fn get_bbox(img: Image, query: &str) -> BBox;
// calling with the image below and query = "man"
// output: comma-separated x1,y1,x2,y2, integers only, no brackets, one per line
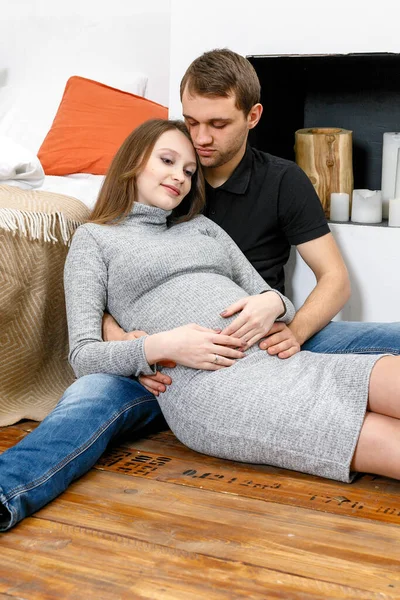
1,49,399,531
104,48,399,397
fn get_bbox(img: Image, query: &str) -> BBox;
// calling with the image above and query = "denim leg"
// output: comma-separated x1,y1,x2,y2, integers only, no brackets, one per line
302,321,400,355
0,374,164,531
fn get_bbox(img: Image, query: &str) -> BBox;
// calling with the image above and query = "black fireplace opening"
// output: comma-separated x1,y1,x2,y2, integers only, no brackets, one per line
247,53,400,191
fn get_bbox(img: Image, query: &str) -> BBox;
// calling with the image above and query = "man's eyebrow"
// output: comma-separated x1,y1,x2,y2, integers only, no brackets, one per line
183,115,232,123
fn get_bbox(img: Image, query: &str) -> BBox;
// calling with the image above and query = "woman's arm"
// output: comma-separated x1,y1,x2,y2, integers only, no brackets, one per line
65,227,244,377
64,226,157,379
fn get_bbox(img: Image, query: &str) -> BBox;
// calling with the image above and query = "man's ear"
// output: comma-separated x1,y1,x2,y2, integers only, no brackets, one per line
247,103,263,130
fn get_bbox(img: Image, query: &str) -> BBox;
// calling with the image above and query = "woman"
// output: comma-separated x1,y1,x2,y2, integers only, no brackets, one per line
1,119,399,531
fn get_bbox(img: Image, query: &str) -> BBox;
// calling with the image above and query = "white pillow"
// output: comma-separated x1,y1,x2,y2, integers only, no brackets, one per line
0,73,148,155
0,136,44,188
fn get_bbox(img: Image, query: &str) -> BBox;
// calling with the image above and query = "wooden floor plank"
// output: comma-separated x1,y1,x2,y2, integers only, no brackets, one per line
2,422,400,524
95,441,400,525
2,423,400,598
1,518,384,600
129,430,400,495
34,470,400,597
0,426,33,449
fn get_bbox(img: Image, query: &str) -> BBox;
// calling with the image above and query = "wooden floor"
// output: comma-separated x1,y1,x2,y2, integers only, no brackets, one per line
1,422,400,599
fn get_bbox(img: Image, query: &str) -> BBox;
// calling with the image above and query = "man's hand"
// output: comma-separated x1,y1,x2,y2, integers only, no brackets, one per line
259,322,301,359
139,363,175,396
102,313,154,344
102,312,133,341
102,312,177,394
220,292,285,349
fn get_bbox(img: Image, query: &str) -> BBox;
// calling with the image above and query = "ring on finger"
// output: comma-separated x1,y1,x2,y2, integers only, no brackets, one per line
213,354,220,364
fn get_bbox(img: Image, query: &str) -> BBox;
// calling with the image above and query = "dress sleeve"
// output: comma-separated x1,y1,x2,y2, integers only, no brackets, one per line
278,164,330,246
202,217,295,323
64,226,156,379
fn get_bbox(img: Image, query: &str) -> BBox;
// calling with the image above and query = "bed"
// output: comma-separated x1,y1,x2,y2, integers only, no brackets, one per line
0,72,168,426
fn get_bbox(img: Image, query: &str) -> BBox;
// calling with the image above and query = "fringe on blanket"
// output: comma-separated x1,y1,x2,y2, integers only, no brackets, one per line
0,208,82,245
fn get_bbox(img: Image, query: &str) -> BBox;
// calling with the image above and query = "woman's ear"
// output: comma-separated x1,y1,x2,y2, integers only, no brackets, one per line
247,103,263,130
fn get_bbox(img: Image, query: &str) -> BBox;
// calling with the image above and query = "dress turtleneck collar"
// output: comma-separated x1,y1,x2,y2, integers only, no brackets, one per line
126,202,172,228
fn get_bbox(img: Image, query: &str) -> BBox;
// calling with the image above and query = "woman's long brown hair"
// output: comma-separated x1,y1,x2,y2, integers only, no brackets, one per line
89,119,205,225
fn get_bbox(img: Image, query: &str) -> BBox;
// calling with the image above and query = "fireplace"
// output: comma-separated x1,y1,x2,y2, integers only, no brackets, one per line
247,52,400,192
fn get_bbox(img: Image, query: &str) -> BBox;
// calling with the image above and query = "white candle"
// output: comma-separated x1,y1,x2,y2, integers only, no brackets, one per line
395,148,400,198
351,189,382,224
388,198,400,227
381,132,400,219
330,192,349,221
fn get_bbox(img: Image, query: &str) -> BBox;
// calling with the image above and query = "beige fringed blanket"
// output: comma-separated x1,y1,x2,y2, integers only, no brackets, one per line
0,185,90,426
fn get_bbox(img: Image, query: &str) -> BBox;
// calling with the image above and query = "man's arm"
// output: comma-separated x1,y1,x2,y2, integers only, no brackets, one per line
288,232,351,345
266,163,349,349
102,312,133,341
102,312,174,395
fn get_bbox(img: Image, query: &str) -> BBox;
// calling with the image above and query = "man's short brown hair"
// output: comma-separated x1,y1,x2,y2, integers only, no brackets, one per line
180,48,261,116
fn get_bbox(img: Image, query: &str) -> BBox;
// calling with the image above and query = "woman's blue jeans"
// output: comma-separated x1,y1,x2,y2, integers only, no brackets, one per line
1,320,399,531
0,374,165,531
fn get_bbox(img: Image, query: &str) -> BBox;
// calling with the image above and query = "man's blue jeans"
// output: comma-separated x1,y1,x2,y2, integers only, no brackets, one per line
0,374,165,531
302,321,400,355
1,320,399,531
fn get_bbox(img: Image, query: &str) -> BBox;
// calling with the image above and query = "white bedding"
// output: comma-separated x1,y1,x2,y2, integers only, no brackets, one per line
38,174,105,210
0,136,45,189
0,135,104,209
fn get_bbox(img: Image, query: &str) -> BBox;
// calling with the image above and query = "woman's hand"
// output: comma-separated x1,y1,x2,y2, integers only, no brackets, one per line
144,323,245,371
259,322,301,359
220,292,285,349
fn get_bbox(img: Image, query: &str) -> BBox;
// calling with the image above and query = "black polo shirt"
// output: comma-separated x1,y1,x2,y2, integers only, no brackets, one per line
203,145,330,294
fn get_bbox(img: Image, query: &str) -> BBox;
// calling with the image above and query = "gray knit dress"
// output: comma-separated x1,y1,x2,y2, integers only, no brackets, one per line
64,202,381,483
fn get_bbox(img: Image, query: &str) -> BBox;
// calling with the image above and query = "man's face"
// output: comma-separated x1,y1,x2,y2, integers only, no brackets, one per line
182,89,251,169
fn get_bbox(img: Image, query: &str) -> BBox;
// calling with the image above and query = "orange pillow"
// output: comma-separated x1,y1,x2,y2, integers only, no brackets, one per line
37,76,168,175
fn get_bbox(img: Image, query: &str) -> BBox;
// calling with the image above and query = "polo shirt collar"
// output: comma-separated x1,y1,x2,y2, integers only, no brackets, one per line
213,144,253,195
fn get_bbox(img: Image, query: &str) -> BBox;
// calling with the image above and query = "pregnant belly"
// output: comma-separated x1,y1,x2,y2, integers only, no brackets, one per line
127,272,249,334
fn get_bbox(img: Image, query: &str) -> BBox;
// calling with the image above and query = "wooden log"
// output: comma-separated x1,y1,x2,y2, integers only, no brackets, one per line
295,128,353,218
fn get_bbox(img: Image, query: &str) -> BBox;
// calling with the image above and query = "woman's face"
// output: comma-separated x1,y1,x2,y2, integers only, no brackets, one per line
136,129,197,210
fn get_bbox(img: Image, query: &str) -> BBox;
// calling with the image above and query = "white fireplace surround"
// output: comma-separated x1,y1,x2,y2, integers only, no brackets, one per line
169,0,400,323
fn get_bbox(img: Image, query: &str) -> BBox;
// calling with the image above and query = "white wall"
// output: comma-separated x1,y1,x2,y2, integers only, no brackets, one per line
170,0,400,117
0,0,171,154
169,0,400,322
0,0,171,106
